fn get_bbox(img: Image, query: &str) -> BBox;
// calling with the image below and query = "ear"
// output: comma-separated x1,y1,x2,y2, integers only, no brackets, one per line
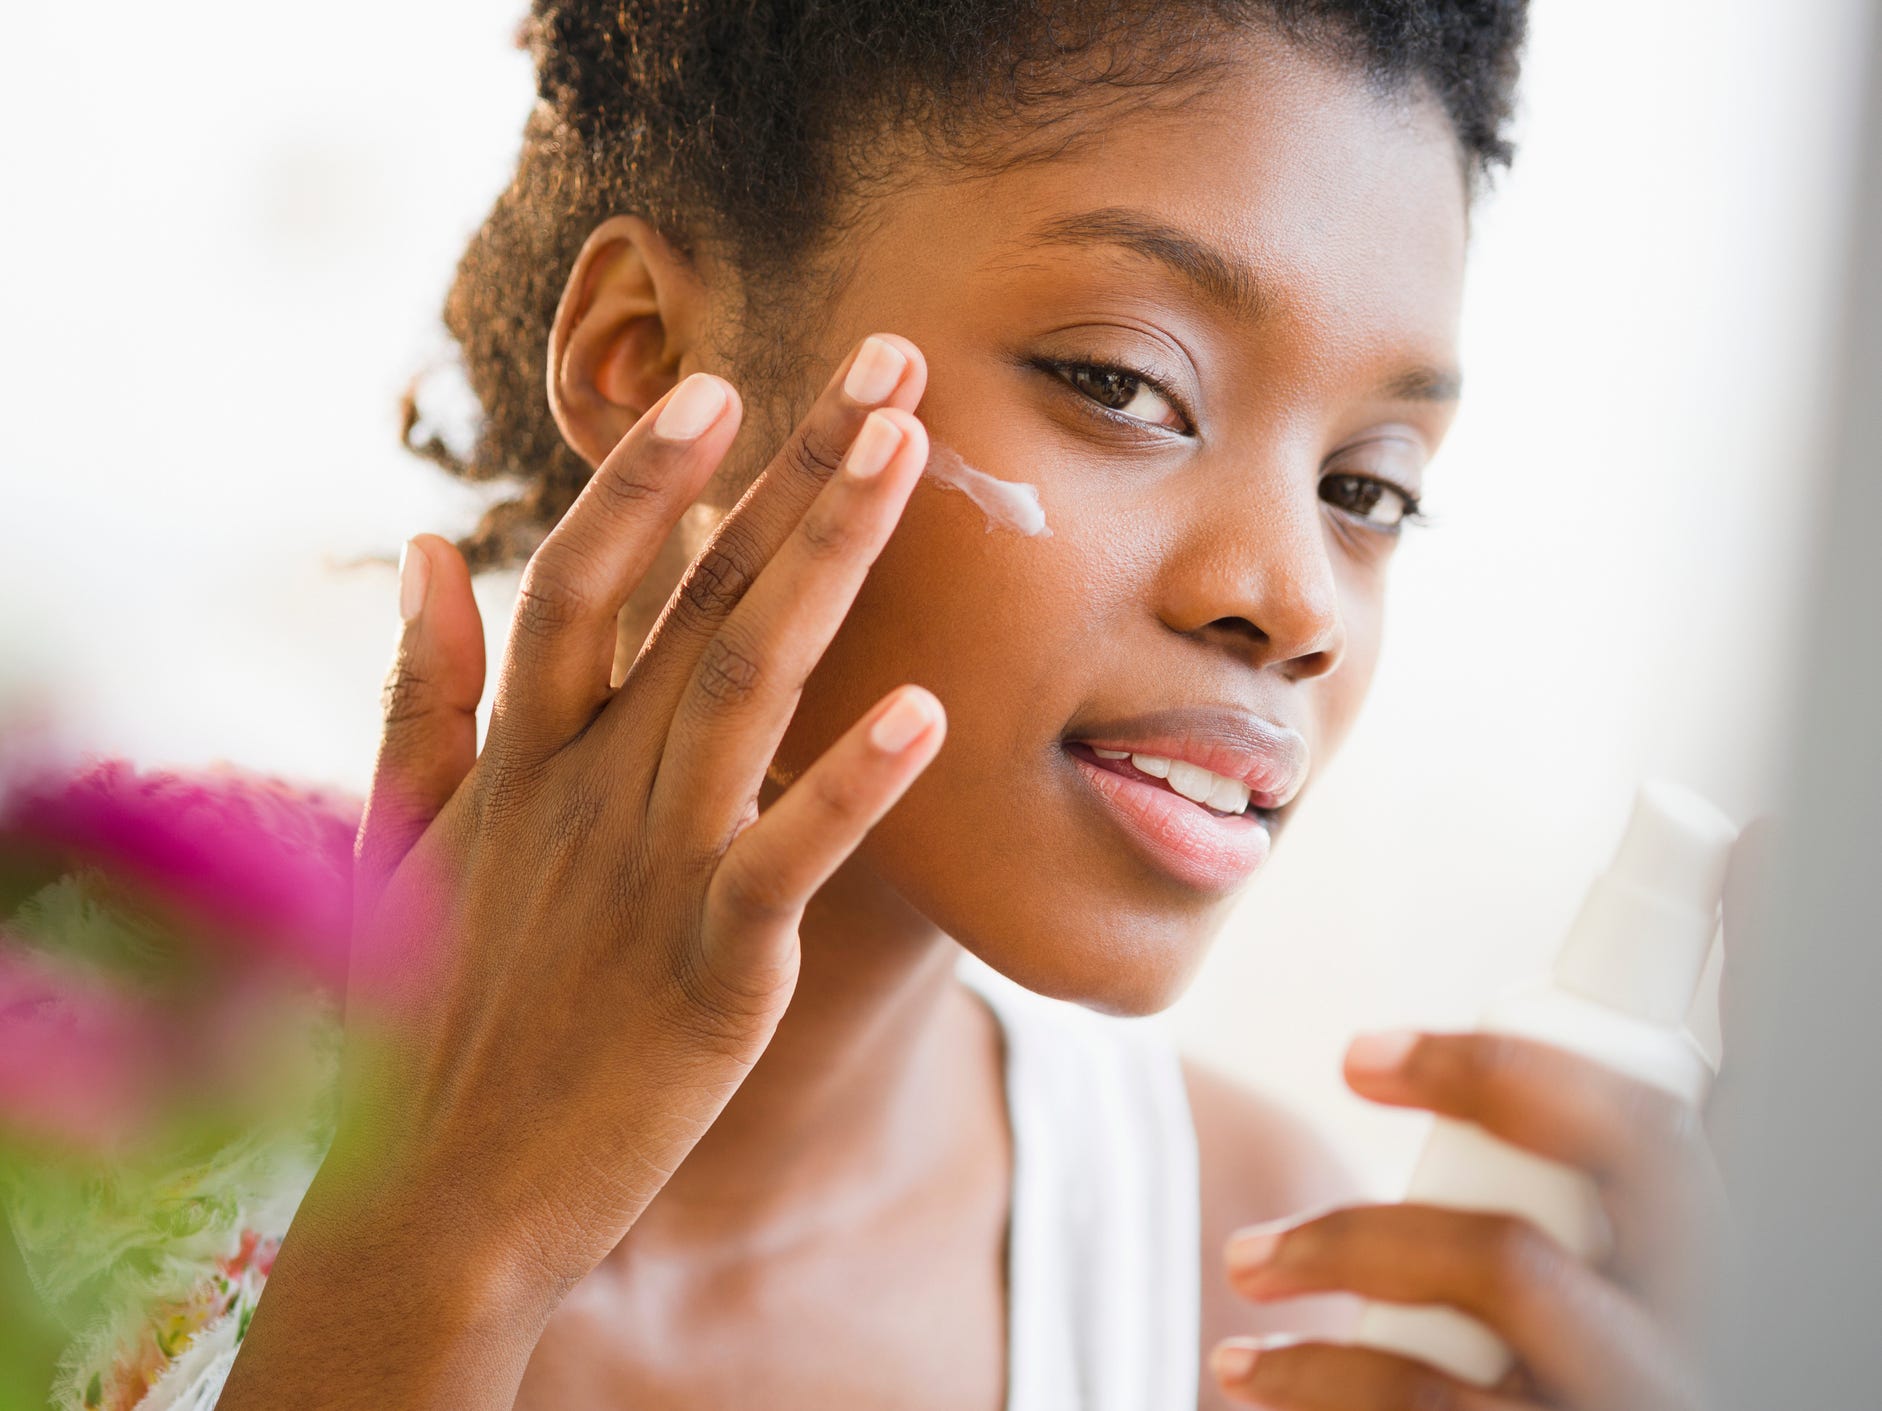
547,214,710,468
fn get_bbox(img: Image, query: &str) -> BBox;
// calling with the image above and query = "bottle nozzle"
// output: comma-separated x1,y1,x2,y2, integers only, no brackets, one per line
1553,780,1740,1023
1607,779,1738,903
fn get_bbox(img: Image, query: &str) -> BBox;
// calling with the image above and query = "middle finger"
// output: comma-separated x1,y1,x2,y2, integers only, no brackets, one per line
649,405,930,842
617,332,926,731
1227,1203,1698,1409
1344,1029,1729,1302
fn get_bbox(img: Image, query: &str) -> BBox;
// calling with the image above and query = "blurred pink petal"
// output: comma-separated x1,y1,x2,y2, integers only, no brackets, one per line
0,936,163,1149
0,756,362,989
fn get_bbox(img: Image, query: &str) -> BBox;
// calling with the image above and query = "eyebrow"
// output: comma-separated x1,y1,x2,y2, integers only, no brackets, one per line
1010,205,1463,403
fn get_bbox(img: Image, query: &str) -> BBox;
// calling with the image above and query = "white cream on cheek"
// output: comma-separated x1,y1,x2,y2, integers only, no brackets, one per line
921,442,1051,538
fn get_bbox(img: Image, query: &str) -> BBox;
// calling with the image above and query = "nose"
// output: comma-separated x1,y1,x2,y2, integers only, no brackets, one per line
1155,467,1346,681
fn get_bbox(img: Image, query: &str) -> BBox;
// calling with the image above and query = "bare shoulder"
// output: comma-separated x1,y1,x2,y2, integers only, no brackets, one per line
1183,1057,1366,1411
1184,1056,1362,1224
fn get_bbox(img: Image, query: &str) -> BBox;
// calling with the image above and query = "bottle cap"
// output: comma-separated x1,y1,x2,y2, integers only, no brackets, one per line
1553,780,1740,1023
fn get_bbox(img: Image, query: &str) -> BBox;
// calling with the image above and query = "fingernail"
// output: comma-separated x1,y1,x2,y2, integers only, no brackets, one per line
1225,1221,1287,1276
869,688,939,754
1347,1028,1420,1075
842,336,908,405
1209,1339,1261,1383
655,373,729,441
398,538,431,622
846,410,904,480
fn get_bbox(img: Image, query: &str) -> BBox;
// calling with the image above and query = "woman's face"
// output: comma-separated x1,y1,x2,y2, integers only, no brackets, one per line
736,36,1469,1014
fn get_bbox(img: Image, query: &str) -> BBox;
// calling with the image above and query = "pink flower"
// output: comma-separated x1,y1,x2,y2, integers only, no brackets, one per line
0,942,164,1150
0,753,362,1152
0,755,362,989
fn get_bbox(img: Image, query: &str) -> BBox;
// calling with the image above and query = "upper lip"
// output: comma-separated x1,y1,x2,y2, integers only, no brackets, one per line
1066,705,1312,811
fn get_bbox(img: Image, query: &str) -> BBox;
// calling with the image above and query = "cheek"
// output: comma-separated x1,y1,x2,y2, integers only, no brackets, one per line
774,469,1089,774
771,464,1231,1012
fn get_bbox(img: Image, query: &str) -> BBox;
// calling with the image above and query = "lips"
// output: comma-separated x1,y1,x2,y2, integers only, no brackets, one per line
1060,705,1311,893
1068,745,1257,824
1063,747,1273,892
1066,705,1311,809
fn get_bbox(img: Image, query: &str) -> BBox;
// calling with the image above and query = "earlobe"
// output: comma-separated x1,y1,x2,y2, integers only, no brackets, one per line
547,214,707,467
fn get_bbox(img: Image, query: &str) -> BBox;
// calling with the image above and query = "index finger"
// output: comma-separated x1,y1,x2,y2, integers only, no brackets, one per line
487,372,744,761
615,333,926,725
1342,1029,1730,1303
1342,1030,1709,1191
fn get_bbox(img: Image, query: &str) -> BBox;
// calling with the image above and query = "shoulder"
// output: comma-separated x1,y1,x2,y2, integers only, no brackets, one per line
1184,1057,1361,1222
1182,1058,1365,1411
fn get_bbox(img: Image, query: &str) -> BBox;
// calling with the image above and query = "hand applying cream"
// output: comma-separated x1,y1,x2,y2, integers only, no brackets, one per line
921,442,1051,537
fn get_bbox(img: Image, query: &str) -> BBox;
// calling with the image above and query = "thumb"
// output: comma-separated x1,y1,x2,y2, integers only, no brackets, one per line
356,534,486,908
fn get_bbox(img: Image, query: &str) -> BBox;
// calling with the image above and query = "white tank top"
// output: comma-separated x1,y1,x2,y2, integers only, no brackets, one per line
956,951,1202,1411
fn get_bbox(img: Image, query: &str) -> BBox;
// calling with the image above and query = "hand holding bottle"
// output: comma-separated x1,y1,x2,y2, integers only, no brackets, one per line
1207,803,1765,1411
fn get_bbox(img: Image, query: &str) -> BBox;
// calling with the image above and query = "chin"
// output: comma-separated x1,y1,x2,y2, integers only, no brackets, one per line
954,901,1228,1018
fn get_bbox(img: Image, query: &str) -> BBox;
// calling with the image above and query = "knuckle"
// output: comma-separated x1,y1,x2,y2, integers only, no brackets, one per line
1273,1210,1335,1267
1467,1032,1529,1084
1417,1032,1519,1099
1247,1343,1317,1401
1480,1214,1564,1305
713,855,794,927
1397,1032,1453,1092
780,427,846,486
807,764,873,824
671,952,774,1059
696,796,764,862
469,753,545,830
693,633,764,710
680,543,754,620
514,561,592,639
588,461,666,513
795,502,858,561
379,659,434,729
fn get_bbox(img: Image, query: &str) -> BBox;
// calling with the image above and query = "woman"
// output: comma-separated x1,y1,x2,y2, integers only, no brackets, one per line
7,1,1737,1407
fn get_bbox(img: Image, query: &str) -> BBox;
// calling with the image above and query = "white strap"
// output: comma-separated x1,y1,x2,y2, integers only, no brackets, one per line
958,953,1200,1411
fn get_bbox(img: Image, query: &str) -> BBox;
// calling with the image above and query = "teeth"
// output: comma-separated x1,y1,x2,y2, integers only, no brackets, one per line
1109,750,1253,814
1208,774,1252,814
1165,760,1216,804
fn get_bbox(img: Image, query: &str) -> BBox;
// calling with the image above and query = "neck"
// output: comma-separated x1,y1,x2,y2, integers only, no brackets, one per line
618,849,999,1256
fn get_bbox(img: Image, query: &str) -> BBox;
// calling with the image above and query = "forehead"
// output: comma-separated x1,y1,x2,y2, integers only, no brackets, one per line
840,31,1469,375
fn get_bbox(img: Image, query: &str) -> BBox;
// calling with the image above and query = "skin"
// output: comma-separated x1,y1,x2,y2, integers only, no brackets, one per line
221,26,1738,1411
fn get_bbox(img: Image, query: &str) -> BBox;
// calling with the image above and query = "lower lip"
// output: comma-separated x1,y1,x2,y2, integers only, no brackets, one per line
1064,747,1273,892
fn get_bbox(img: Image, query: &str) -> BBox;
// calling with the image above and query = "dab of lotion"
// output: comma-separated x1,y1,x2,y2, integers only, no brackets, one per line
922,443,1051,537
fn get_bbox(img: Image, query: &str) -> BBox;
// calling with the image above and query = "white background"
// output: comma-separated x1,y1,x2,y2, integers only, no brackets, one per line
0,1,1869,1186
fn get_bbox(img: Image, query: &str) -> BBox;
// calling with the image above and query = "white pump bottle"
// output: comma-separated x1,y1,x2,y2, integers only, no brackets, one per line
1351,779,1739,1386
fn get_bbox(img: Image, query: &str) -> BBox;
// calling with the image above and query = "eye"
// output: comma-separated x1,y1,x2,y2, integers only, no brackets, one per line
1041,357,1189,433
1320,472,1425,531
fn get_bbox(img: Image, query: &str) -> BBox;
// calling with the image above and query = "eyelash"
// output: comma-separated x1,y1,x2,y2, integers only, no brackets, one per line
1033,353,1193,437
1035,354,1431,533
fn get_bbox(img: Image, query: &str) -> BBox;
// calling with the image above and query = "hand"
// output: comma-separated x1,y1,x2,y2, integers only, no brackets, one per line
1207,829,1768,1410
304,334,940,1315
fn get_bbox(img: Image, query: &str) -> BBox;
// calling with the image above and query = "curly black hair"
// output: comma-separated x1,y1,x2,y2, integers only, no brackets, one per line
408,0,1528,569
